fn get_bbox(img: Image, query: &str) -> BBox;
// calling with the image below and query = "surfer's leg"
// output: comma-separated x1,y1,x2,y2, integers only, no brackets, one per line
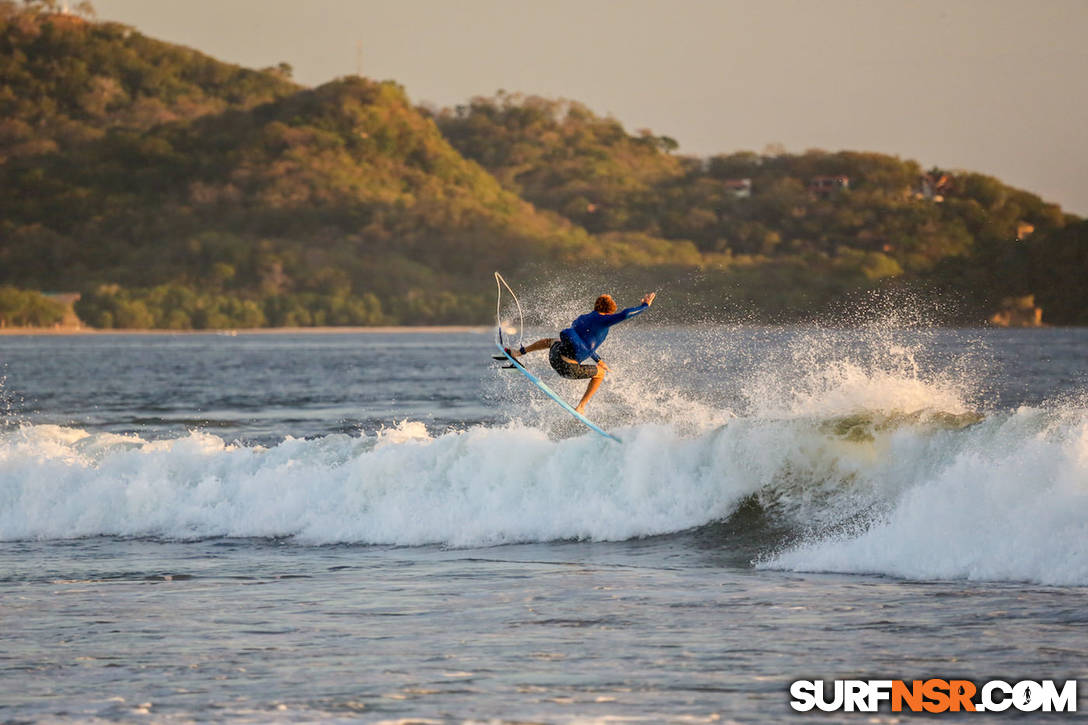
574,368,606,414
512,338,554,357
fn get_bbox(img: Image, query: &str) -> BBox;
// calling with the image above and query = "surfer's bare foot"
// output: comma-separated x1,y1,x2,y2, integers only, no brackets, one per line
574,405,586,414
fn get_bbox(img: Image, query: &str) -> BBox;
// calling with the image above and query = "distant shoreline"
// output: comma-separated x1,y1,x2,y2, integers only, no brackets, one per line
0,326,492,336
0,323,1071,336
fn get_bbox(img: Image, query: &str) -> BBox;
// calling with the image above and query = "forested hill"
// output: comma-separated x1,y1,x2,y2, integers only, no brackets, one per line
433,94,1084,323
1,3,1084,328
0,3,296,162
0,3,705,328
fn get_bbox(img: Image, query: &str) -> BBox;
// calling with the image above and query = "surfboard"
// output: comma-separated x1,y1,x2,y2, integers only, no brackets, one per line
494,272,621,443
495,341,622,443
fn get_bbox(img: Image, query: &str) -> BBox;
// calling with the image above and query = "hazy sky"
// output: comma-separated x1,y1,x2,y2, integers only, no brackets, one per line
92,0,1088,214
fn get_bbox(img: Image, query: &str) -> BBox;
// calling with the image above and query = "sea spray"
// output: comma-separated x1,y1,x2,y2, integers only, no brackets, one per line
491,299,989,442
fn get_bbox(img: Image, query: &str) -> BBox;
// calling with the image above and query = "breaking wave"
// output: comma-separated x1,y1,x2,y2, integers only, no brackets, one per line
1,320,1084,586
1,402,1085,586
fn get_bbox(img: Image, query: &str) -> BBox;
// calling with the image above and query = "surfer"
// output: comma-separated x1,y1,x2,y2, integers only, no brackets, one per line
505,292,655,413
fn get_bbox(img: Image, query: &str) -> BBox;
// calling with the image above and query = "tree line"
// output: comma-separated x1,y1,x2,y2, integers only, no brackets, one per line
1,6,1083,327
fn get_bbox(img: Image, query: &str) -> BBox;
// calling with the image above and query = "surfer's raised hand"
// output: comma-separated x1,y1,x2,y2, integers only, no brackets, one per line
641,292,656,306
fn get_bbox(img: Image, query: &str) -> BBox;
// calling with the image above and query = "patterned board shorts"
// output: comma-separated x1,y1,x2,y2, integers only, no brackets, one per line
549,338,599,379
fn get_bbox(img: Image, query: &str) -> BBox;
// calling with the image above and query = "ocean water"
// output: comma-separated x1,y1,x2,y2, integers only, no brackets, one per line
0,326,1086,723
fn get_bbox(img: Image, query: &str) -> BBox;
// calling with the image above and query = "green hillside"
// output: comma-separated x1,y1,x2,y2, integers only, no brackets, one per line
0,6,705,327
1,4,1084,327
435,94,1082,322
0,1,296,161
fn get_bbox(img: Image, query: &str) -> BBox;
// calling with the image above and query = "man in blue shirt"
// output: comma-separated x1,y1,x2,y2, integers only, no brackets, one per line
505,291,655,413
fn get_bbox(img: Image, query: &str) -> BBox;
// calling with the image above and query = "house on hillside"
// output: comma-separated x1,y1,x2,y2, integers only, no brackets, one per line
722,178,752,199
808,175,849,196
41,12,88,27
990,295,1044,327
914,172,954,202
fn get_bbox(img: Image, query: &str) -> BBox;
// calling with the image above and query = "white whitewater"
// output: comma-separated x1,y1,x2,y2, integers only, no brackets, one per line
1,320,1084,586
1,401,1085,586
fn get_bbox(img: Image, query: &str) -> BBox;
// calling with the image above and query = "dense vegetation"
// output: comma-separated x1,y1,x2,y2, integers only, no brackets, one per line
0,0,295,162
0,285,65,326
1,4,1084,327
434,94,1079,321
1,5,704,328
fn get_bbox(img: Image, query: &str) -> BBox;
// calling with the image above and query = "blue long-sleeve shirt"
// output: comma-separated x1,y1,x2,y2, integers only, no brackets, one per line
560,303,649,363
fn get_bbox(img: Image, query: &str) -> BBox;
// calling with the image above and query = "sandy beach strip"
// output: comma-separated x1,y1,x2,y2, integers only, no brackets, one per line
0,325,492,336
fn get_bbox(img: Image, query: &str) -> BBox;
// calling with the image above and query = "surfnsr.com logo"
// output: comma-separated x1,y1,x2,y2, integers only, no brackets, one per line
790,679,1078,713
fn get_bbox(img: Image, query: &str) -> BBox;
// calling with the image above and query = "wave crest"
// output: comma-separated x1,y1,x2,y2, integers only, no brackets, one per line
2,403,1085,586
